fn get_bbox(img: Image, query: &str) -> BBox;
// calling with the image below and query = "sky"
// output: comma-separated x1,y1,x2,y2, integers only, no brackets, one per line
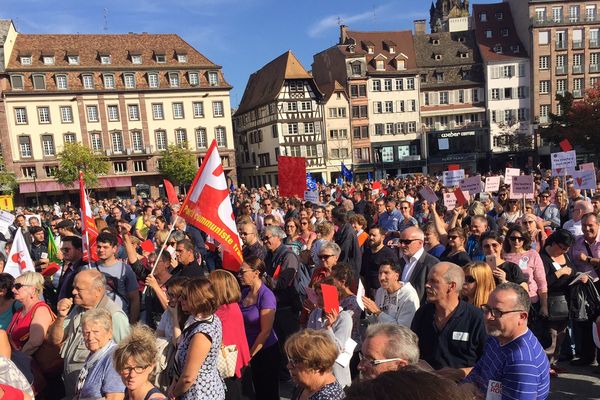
3,0,498,107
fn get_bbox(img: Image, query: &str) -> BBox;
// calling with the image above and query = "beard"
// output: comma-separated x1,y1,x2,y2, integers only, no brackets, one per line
485,324,502,337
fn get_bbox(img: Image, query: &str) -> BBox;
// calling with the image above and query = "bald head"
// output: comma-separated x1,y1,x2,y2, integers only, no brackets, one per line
399,227,425,258
73,269,106,309
402,226,425,241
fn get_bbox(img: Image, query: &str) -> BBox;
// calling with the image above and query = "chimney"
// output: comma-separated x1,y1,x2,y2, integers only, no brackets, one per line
340,25,349,44
414,20,427,35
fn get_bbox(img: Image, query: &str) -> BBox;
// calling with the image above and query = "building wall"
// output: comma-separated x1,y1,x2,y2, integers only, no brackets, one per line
323,91,352,182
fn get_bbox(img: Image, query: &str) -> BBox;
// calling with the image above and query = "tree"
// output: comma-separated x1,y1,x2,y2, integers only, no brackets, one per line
540,86,600,153
55,142,110,188
158,144,197,189
0,157,17,194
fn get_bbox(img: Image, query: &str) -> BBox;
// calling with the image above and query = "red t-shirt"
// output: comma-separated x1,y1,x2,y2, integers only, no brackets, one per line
7,301,52,351
0,384,25,400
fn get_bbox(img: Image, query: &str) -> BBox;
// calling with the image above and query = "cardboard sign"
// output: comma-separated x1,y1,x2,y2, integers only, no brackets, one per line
511,175,534,194
454,188,468,207
572,169,597,190
551,150,577,171
460,175,482,194
484,176,501,193
265,184,272,191
278,156,306,197
372,181,381,195
443,169,465,187
419,186,439,204
443,192,457,210
304,190,319,203
320,283,340,314
580,162,596,171
504,168,520,186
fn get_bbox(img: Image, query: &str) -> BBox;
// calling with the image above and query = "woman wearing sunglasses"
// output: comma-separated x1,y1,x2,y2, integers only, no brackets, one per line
479,232,528,289
439,227,471,267
502,225,548,320
521,213,546,252
461,262,496,308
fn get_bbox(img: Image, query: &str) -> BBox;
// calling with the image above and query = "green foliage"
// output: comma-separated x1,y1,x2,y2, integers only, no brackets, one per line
55,142,110,187
158,144,197,187
0,157,17,194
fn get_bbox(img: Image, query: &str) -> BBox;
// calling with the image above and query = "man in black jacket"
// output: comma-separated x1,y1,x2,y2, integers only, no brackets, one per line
332,206,362,278
399,226,439,303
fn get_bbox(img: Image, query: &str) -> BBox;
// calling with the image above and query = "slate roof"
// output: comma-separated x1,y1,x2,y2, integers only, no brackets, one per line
341,30,418,73
473,3,529,62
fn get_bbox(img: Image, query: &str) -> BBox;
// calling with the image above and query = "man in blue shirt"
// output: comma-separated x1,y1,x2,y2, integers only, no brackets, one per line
378,197,403,232
463,282,550,399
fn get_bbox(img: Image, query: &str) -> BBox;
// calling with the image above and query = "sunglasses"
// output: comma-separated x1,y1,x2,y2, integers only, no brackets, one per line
509,236,524,242
318,254,335,260
464,276,476,284
13,283,32,290
398,239,420,245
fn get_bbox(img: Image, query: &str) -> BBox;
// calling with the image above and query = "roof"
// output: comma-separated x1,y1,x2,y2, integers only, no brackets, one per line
341,30,418,72
473,3,529,63
319,80,347,102
7,33,220,70
235,50,315,115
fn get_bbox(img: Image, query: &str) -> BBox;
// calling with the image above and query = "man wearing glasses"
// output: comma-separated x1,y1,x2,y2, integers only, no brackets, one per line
239,221,266,260
463,283,550,399
534,190,560,231
256,199,284,233
563,200,593,237
398,227,439,303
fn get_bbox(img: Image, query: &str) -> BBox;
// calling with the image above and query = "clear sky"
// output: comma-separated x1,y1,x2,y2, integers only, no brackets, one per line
3,0,499,107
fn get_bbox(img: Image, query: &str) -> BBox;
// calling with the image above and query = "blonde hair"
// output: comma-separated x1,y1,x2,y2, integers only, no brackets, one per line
113,323,158,372
154,229,170,246
209,269,241,306
17,271,44,295
464,262,496,308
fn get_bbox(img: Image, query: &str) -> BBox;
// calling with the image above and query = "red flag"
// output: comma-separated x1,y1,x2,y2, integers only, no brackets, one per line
80,172,99,262
559,139,573,152
448,164,461,171
163,179,179,206
454,188,468,207
278,156,306,198
179,140,243,269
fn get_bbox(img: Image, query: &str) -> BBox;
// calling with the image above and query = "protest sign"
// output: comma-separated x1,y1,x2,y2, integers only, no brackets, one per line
460,175,482,194
512,175,534,194
484,176,501,193
304,191,319,203
443,169,465,187
580,162,595,172
418,186,438,204
572,170,597,190
559,139,573,152
0,210,15,237
321,284,340,314
504,168,520,186
551,150,577,172
278,156,306,197
551,166,576,176
443,192,457,210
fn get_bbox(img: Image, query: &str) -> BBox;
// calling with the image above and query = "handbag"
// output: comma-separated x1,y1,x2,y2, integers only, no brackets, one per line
547,294,569,321
216,344,238,379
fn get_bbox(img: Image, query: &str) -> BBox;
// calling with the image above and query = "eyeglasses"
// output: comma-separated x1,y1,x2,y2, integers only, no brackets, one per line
398,239,420,246
464,276,476,284
447,235,459,240
318,254,335,260
120,365,149,375
509,236,524,242
481,304,526,319
239,232,253,236
238,269,253,276
358,351,404,366
483,243,500,249
13,283,32,290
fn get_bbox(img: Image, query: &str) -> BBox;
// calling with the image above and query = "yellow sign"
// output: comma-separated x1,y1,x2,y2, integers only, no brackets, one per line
0,195,14,211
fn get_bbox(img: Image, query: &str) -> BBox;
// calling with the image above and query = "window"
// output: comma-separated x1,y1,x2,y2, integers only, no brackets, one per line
131,131,143,152
556,79,567,93
22,167,36,178
287,102,298,112
107,105,119,121
592,53,600,66
193,102,204,118
485,30,492,39
491,88,500,100
304,122,314,134
59,106,73,123
90,132,102,152
480,12,487,22
123,73,135,89
384,79,392,91
385,124,394,135
100,55,111,65
43,56,54,65
112,131,124,153
289,81,304,92
87,106,99,122
384,101,393,113
472,89,479,103
288,123,299,134
155,130,167,151
168,72,180,87
56,75,68,90
351,63,362,75
10,75,24,90
540,105,550,117
113,162,127,173
552,6,563,23
518,108,529,121
569,5,580,22
372,80,381,91
436,72,444,83
131,55,142,64
38,107,50,124
439,91,449,104
189,72,199,86
128,104,140,120
155,54,166,63
213,101,224,117
351,105,368,118
152,103,164,120
196,128,207,149
216,127,227,147
496,11,503,20
300,101,311,111
175,129,187,147
587,5,597,21
64,133,76,143
134,161,147,172
376,60,385,70
68,55,80,65
504,88,513,99
20,56,32,65
45,165,57,177
539,80,550,94
19,136,32,158
406,78,415,90
208,71,218,86
148,73,159,88
103,74,115,89
395,79,404,91
407,122,417,133
82,74,94,89
539,31,549,45
32,74,46,90
177,54,187,63
518,86,528,98
41,135,55,156
172,103,184,119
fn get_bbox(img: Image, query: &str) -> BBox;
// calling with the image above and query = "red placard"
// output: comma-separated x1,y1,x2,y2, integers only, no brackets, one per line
140,240,155,253
321,283,339,314
278,157,306,198
454,188,468,207
559,139,573,152
448,164,461,171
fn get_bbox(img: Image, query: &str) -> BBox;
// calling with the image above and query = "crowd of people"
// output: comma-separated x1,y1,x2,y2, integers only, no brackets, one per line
0,170,599,399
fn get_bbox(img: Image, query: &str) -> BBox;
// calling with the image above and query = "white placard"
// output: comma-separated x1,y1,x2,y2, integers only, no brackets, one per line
572,169,597,190
356,280,366,311
504,168,520,186
460,175,482,194
580,162,595,171
304,190,319,203
443,169,465,187
551,150,577,170
551,166,576,176
0,210,15,237
264,184,272,191
419,186,439,204
335,337,358,368
484,176,501,193
511,175,534,194
443,192,457,210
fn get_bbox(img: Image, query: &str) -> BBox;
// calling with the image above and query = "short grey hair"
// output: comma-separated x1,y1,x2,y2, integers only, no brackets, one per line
319,241,341,257
170,230,186,242
435,262,464,294
494,282,531,312
81,308,112,332
264,225,286,239
364,323,419,365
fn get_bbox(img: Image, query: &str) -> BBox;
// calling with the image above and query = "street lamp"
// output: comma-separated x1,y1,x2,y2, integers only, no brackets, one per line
32,170,39,209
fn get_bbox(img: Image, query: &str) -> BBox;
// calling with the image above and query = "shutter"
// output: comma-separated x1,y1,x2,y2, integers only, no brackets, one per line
373,102,379,114
300,145,307,157
396,100,402,112
448,91,454,104
317,144,323,157
369,124,376,135
431,92,438,105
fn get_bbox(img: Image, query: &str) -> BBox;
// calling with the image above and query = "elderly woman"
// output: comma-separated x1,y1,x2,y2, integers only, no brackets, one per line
309,241,341,287
0,274,17,330
75,308,125,399
363,261,420,327
114,324,167,400
311,221,335,266
209,270,251,400
461,262,496,308
170,277,224,400
285,329,345,400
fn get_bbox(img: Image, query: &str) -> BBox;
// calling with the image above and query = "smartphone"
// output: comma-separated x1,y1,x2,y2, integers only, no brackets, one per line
485,255,497,270
166,245,176,258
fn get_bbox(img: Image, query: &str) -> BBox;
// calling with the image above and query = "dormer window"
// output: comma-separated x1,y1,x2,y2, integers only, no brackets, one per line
501,28,509,37
20,56,32,65
511,45,520,53
208,71,218,86
347,44,355,54
494,44,503,54
432,39,440,45
100,55,111,65
396,60,406,70
480,12,487,22
485,30,493,39
155,54,166,63
436,72,444,83
376,60,385,70
389,46,395,54
68,55,80,65
459,52,469,58
177,54,188,63
458,36,466,43
496,12,504,20
131,55,142,64
368,46,374,54
434,54,443,61
43,56,54,65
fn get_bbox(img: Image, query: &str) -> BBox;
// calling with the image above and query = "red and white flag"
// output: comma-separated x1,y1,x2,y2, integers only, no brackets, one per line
80,172,98,262
179,140,243,271
5,229,34,278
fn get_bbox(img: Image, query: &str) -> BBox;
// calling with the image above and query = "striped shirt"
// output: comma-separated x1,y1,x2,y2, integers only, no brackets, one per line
463,329,550,400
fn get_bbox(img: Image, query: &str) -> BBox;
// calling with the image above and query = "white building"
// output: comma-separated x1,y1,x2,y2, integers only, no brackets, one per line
321,81,352,182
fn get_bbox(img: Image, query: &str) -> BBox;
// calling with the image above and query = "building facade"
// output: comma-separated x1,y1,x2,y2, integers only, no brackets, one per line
0,23,235,204
321,81,353,182
233,51,326,187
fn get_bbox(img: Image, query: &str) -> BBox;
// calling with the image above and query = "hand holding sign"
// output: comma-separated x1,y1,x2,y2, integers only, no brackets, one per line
321,283,340,314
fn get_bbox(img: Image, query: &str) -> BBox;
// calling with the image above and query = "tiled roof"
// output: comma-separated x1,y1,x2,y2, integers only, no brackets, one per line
235,50,315,115
342,30,418,72
319,80,347,102
473,3,529,62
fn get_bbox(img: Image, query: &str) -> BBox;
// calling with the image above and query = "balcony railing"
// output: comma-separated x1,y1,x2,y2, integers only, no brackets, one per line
532,15,600,26
573,40,584,49
591,64,600,73
591,39,600,48
573,65,584,74
556,41,567,50
556,65,567,75
573,89,584,98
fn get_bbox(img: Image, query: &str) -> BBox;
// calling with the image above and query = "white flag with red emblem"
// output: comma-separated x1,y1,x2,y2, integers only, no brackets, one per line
5,229,34,278
80,172,98,262
179,140,243,271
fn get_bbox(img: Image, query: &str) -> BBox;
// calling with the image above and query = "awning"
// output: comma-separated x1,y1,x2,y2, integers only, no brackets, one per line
19,176,133,194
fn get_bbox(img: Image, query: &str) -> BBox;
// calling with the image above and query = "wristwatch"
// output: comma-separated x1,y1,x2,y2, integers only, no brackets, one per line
587,256,592,263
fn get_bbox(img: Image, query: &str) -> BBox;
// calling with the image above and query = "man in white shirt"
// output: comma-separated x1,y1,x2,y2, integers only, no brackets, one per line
398,227,439,303
563,200,593,236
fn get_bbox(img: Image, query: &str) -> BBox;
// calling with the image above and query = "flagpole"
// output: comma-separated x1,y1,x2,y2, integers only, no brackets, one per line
142,214,179,295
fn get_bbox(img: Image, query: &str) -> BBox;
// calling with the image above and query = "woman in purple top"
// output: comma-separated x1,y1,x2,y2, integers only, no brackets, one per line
238,256,280,400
